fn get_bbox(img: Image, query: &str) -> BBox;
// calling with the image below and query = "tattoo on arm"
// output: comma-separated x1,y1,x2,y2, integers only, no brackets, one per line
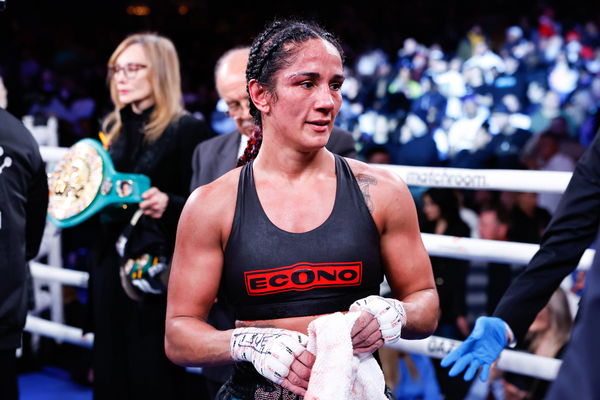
356,173,377,213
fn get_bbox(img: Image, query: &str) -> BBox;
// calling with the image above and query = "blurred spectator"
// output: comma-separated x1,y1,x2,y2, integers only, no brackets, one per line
380,347,442,400
468,103,532,169
529,91,574,135
502,26,527,57
447,95,490,158
411,75,447,128
489,57,526,106
433,57,467,99
464,41,505,76
478,206,515,315
420,188,471,400
501,288,572,399
507,192,552,244
395,113,441,166
364,144,391,164
457,24,487,61
522,131,577,214
548,52,579,102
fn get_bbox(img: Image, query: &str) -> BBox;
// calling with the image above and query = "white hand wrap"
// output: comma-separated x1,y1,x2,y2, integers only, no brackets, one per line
230,327,308,385
350,295,407,344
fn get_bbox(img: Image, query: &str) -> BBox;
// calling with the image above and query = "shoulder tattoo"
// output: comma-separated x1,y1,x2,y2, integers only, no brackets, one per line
356,173,377,213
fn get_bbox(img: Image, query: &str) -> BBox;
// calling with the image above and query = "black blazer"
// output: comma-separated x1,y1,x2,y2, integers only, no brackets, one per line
190,126,357,190
0,108,48,350
494,132,600,399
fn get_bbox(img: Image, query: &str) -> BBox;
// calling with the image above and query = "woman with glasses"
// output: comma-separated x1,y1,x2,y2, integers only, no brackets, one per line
89,33,212,399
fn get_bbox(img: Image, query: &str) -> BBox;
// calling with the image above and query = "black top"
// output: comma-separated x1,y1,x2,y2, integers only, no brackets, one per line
222,155,383,320
104,105,213,236
0,108,48,349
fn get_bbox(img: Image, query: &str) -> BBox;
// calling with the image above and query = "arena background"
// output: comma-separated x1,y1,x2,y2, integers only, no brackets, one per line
2,0,600,131
2,1,600,398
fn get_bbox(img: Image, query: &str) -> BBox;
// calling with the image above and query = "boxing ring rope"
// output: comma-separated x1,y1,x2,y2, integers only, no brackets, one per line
40,146,69,163
28,233,578,381
31,148,582,381
29,234,595,290
381,164,572,192
388,336,561,381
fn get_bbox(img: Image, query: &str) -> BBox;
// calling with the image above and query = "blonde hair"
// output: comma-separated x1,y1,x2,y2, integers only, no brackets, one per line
102,33,184,144
526,288,573,358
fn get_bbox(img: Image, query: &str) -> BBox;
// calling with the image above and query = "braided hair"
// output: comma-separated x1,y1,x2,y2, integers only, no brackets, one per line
236,19,344,167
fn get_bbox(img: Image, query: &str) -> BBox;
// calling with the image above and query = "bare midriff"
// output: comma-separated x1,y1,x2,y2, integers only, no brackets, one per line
236,312,348,334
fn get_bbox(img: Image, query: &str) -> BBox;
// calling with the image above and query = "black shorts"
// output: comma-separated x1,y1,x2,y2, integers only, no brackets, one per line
215,361,394,400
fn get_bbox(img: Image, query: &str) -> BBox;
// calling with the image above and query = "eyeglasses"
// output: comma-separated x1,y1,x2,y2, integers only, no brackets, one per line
108,63,148,80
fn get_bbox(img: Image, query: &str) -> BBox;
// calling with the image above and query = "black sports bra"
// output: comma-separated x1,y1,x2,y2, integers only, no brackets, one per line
221,155,384,320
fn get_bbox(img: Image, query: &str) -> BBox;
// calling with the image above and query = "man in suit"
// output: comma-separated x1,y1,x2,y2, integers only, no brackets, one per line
190,47,357,191
189,46,358,398
441,131,600,399
0,108,48,400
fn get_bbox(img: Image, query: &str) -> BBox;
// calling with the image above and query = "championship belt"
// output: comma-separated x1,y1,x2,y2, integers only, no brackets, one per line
48,138,150,228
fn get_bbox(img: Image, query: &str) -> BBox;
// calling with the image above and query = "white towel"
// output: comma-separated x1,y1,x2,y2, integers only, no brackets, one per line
304,312,388,400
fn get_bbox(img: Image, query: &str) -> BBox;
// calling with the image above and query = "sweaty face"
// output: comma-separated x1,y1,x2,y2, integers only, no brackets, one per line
265,38,344,151
112,43,154,112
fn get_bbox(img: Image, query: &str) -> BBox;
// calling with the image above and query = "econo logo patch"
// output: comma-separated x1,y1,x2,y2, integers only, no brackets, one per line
244,261,363,295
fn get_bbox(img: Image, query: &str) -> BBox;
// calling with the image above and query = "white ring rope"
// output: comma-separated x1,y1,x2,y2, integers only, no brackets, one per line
25,315,94,349
40,146,69,163
380,164,572,193
41,146,572,193
23,315,560,380
388,335,561,381
33,149,573,382
30,261,89,287
28,234,593,289
422,233,594,270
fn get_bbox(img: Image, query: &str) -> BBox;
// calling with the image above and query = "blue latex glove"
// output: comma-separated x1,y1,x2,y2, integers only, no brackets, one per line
440,316,508,381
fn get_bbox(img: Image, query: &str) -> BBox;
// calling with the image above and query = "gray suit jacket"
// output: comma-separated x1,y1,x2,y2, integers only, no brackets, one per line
190,126,357,190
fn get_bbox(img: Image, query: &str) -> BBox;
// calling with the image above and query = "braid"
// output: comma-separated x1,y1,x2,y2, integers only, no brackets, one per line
236,127,263,167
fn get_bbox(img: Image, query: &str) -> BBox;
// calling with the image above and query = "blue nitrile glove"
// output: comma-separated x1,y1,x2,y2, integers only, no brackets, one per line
440,316,508,382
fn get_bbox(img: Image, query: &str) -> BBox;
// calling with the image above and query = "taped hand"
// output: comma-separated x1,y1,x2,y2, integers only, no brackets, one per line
230,327,314,396
350,295,406,347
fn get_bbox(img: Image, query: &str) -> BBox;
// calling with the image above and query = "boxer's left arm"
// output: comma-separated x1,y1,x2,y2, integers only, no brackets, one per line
363,167,439,341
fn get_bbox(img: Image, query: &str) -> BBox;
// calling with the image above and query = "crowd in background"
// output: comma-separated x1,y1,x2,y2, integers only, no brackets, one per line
1,2,596,399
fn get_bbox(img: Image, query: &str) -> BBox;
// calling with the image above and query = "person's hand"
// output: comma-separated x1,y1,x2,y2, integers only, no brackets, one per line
350,295,406,352
440,316,508,381
502,379,529,400
350,311,384,354
230,327,314,396
139,187,169,219
456,315,470,338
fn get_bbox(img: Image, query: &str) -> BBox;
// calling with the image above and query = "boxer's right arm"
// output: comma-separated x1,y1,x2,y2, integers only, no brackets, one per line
165,183,233,367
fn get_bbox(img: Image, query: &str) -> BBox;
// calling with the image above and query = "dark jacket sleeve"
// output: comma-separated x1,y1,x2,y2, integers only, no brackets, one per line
25,160,49,260
162,115,214,233
494,132,600,341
